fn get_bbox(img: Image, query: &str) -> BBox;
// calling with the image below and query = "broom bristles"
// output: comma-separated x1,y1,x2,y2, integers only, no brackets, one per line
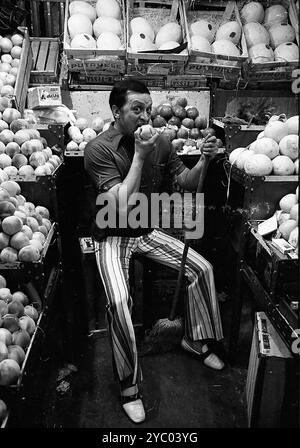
139,317,184,356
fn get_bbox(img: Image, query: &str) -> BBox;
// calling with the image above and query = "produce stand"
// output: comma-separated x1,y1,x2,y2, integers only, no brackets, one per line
0,0,298,429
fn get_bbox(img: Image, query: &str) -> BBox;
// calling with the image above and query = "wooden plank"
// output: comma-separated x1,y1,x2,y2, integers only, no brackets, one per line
31,40,41,70
36,41,50,71
59,1,65,36
30,0,41,36
45,41,59,72
45,2,53,36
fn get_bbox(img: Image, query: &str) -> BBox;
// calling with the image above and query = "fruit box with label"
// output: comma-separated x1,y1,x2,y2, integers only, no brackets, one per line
27,86,62,109
63,0,126,77
126,0,188,77
240,0,299,82
182,0,248,80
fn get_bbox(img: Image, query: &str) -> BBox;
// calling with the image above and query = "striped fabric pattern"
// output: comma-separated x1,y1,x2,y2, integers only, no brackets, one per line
94,229,223,386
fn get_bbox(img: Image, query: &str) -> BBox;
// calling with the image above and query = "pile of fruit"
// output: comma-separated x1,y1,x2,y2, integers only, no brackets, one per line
276,186,298,252
67,0,125,50
0,33,24,97
0,397,8,425
240,2,299,63
0,180,52,263
66,115,106,151
0,273,41,387
0,105,61,178
229,114,298,176
150,97,223,154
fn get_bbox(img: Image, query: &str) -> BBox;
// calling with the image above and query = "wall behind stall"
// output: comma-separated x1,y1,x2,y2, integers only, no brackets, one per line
64,90,211,125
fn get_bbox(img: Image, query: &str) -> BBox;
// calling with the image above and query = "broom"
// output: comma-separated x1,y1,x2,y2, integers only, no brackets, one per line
139,137,211,355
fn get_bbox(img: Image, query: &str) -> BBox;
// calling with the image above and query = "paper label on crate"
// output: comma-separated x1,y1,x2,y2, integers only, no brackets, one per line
167,76,207,89
68,59,125,73
27,86,62,109
257,215,278,236
186,62,239,79
271,238,295,254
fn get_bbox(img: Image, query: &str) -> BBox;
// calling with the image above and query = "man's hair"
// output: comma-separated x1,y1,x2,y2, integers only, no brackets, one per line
109,78,150,110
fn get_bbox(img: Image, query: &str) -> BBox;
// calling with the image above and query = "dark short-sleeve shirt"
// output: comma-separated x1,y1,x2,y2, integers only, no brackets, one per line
84,124,186,240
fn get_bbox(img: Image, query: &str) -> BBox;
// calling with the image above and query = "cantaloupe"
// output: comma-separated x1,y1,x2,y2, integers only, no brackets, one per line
279,193,297,212
189,20,214,43
279,135,299,160
68,14,93,39
285,116,298,135
236,149,255,170
69,1,97,22
264,120,288,142
95,0,121,20
93,17,122,38
243,22,270,47
253,137,279,159
272,155,295,175
289,204,298,223
279,219,297,240
71,33,96,49
229,147,246,165
215,21,241,45
241,2,265,24
244,154,273,176
155,23,182,48
288,226,298,247
130,17,155,42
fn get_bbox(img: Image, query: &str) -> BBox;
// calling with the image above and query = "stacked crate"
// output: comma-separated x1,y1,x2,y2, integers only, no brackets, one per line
64,0,126,88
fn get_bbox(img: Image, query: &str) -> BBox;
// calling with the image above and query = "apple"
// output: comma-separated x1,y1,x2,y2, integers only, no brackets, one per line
0,328,12,345
11,329,30,349
0,341,8,362
12,291,29,306
7,344,25,366
19,315,36,336
0,358,21,385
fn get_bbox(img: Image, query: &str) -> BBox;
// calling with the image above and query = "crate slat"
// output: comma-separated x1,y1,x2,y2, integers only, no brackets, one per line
31,39,41,69
35,40,49,71
46,40,59,71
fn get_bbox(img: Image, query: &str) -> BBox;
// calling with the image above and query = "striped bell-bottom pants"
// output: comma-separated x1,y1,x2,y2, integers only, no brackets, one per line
94,229,223,387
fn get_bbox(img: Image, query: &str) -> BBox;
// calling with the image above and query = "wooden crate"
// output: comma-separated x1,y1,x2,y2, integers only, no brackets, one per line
29,0,66,37
126,0,188,77
182,1,248,80
29,37,60,85
241,0,299,83
11,27,33,114
63,0,126,77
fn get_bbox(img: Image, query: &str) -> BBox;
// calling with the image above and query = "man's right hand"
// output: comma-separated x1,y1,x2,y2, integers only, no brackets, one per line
134,127,159,160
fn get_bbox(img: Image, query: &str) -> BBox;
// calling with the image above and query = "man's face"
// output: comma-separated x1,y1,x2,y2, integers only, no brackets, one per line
115,91,152,136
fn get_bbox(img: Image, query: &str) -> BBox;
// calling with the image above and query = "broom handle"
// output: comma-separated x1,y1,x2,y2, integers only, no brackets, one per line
169,153,210,321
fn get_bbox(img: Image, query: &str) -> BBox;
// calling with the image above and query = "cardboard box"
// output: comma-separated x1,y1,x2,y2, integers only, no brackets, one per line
27,85,62,109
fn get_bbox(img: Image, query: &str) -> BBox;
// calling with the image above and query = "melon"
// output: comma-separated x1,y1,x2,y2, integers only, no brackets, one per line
279,135,299,160
295,159,299,174
289,204,298,223
97,32,121,50
272,155,295,175
71,33,96,49
264,121,288,143
74,117,88,131
155,23,182,48
249,44,274,63
285,116,298,135
274,42,299,62
241,2,264,24
229,147,247,165
212,39,240,65
93,17,122,39
215,21,241,45
189,20,214,43
18,245,40,262
244,154,273,176
190,35,211,57
257,131,265,139
69,1,97,22
288,226,298,248
236,149,255,170
68,14,93,39
253,137,279,159
269,24,296,49
277,212,290,226
95,0,121,20
279,193,297,213
91,117,104,133
243,22,270,48
264,5,288,30
130,17,155,42
130,33,157,52
10,119,29,133
279,219,297,241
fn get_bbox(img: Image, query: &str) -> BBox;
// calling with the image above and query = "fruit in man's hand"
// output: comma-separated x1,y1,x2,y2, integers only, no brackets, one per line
138,124,156,140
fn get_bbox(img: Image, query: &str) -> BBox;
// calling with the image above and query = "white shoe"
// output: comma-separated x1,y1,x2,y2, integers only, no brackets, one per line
122,398,145,423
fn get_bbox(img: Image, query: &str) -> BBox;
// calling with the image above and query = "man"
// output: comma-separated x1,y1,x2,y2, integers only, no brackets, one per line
84,79,225,424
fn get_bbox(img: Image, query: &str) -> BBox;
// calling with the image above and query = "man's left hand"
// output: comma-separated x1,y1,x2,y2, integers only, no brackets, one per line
201,136,218,157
